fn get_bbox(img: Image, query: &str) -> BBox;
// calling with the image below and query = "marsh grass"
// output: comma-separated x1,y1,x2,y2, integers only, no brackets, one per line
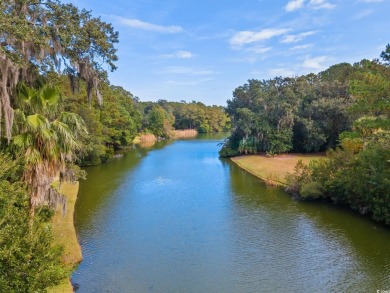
139,133,157,142
173,129,198,138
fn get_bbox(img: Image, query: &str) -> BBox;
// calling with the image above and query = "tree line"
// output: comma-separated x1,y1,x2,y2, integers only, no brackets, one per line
139,100,231,139
221,48,390,225
220,62,359,156
285,50,389,225
59,77,230,166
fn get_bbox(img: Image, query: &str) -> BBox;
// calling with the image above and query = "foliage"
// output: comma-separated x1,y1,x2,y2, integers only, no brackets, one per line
12,84,87,210
285,160,312,196
58,76,142,165
145,105,175,138
299,181,324,199
221,57,389,157
0,179,67,292
140,100,230,134
284,46,390,224
0,0,118,141
380,44,390,65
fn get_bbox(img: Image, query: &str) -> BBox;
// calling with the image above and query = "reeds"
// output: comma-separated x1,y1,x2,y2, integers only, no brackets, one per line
173,129,198,138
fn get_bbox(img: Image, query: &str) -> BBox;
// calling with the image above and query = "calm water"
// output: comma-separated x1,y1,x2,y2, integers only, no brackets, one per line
73,135,390,292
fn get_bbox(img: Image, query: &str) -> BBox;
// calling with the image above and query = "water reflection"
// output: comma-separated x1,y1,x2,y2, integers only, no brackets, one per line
73,136,390,292
228,158,390,291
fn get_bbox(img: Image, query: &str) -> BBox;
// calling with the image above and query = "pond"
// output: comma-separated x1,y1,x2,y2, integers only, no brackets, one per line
72,134,390,292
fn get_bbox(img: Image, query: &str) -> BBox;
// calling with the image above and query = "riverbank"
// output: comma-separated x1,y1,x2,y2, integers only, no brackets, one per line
48,181,82,293
231,153,325,186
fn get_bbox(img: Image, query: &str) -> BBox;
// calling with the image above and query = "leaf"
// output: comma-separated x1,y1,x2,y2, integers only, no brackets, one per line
40,86,60,106
26,114,49,130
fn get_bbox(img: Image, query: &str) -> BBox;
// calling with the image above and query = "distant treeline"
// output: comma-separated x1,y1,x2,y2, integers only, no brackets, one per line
55,76,230,166
139,100,231,135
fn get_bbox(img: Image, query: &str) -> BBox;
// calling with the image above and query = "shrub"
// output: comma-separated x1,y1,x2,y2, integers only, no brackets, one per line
300,182,324,199
0,180,68,292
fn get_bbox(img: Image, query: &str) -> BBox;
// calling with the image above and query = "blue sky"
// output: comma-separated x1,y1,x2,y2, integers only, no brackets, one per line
65,0,389,105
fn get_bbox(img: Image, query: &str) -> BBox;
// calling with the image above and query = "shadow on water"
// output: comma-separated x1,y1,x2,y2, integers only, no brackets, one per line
74,140,172,233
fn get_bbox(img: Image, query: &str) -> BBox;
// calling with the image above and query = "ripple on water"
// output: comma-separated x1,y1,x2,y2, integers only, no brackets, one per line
73,138,390,293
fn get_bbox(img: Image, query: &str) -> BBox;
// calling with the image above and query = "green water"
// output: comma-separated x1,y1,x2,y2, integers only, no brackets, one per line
73,135,390,292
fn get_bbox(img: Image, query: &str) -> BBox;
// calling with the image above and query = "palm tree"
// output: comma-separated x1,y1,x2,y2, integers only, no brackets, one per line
12,84,87,215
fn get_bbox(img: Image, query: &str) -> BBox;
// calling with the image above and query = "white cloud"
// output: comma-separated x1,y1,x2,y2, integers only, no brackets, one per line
175,51,193,59
116,17,183,33
309,0,336,9
289,44,313,50
161,51,194,59
230,28,290,46
248,46,272,54
281,31,317,43
269,68,296,76
353,9,374,19
285,0,305,11
285,0,335,12
303,56,328,69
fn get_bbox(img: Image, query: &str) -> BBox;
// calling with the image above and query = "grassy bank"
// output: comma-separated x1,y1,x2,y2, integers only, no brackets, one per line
48,181,82,293
231,153,326,186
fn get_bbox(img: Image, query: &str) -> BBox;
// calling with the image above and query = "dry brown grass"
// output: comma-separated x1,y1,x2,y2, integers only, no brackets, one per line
265,173,280,186
231,153,326,186
132,136,142,144
139,133,157,142
173,129,198,138
48,181,82,293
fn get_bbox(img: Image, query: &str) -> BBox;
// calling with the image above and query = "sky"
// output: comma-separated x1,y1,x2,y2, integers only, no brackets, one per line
65,0,389,106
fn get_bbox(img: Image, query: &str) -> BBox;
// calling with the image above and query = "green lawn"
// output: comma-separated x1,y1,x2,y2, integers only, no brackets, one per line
231,153,326,186
48,181,82,293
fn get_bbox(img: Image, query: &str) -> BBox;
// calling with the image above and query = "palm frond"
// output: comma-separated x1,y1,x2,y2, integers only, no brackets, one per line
13,133,32,149
26,114,49,130
40,85,60,106
59,112,88,135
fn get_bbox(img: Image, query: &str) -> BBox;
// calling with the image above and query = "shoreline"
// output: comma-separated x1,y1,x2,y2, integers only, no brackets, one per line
231,153,326,186
48,181,82,293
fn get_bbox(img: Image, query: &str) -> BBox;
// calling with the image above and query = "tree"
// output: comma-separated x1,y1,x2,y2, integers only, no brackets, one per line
319,63,354,83
285,47,390,225
222,78,302,155
0,0,118,141
380,43,390,64
146,105,174,138
12,85,87,213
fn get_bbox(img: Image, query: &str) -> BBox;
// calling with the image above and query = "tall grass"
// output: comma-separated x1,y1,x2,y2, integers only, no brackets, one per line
139,133,157,142
173,129,198,138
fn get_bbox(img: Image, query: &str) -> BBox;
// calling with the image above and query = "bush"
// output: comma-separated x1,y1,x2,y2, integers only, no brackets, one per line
300,181,324,199
0,180,68,292
219,145,239,157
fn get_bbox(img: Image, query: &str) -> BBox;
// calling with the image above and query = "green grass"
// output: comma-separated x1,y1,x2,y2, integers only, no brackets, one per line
48,181,82,293
231,153,326,186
